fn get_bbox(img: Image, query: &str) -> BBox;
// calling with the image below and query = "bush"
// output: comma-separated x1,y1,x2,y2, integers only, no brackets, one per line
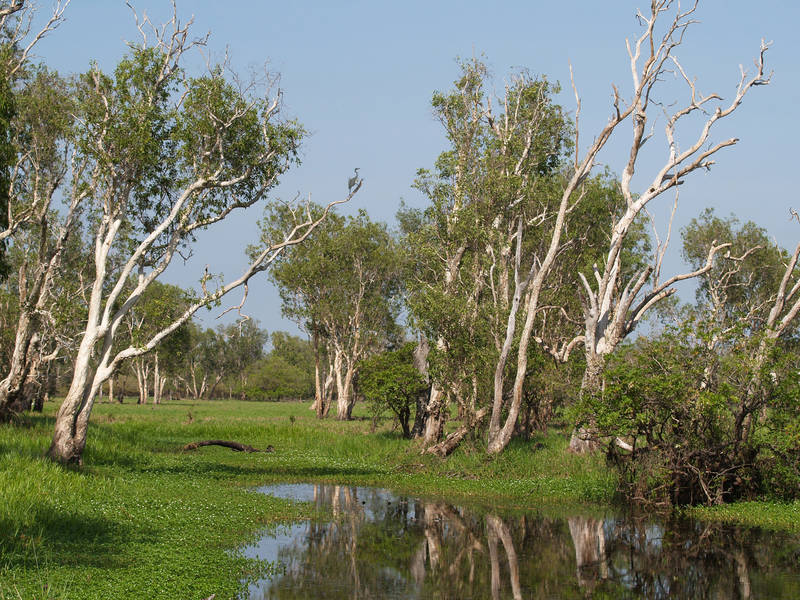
576,329,800,506
356,343,428,438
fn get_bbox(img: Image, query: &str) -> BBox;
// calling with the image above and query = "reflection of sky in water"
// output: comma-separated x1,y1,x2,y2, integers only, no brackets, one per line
239,484,800,600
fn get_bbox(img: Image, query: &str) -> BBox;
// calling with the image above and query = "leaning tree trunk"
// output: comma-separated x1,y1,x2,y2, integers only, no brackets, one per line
0,310,39,420
47,332,99,464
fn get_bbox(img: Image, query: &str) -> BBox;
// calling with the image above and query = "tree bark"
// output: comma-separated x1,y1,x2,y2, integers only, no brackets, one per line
334,348,357,420
0,309,38,419
47,329,101,464
153,354,160,405
569,352,605,454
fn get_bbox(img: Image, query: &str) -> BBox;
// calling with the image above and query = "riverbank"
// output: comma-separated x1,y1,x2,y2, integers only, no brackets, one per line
1,399,797,598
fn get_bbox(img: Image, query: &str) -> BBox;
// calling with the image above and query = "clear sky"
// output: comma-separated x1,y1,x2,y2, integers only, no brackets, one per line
31,1,800,338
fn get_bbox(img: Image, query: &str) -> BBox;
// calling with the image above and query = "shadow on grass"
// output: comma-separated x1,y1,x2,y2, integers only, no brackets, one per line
0,509,135,571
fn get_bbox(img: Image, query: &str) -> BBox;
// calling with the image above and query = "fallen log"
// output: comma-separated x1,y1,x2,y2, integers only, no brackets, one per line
424,407,488,458
182,440,273,453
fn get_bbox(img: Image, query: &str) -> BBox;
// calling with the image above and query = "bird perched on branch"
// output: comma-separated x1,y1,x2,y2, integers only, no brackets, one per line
348,167,360,192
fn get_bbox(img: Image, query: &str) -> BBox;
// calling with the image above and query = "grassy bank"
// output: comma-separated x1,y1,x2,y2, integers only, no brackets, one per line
1,399,797,598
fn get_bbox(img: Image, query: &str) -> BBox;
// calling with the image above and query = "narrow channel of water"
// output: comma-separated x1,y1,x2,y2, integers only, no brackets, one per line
241,483,800,599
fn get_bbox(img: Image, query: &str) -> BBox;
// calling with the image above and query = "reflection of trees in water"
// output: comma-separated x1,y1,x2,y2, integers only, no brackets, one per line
252,485,800,599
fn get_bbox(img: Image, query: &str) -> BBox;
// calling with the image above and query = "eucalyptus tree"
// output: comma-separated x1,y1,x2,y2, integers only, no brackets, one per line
404,59,628,454
0,1,76,419
403,59,572,451
173,323,224,400
0,65,83,419
267,207,401,420
682,209,785,340
560,2,770,452
47,8,359,464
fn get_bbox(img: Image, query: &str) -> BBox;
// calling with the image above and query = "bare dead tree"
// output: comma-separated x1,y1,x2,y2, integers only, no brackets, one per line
564,1,771,452
484,1,770,455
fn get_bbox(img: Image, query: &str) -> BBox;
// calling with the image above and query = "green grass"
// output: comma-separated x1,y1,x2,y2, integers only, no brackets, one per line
0,398,795,598
685,499,800,534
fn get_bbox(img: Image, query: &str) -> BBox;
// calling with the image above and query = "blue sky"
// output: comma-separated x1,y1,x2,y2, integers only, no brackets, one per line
32,1,800,337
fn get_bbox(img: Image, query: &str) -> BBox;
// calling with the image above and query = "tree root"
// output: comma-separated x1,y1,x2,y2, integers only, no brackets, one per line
181,440,273,453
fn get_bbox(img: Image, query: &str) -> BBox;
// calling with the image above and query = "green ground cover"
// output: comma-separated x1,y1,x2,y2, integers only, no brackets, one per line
1,399,797,598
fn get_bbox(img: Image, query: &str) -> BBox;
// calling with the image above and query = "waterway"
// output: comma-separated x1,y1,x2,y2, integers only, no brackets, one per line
241,483,800,599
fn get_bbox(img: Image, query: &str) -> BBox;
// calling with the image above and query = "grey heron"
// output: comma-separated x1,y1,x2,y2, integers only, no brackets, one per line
348,167,360,192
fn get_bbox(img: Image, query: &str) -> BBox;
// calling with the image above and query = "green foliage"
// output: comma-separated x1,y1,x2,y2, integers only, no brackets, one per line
579,329,800,506
682,208,788,329
357,343,428,438
266,207,401,340
239,332,315,401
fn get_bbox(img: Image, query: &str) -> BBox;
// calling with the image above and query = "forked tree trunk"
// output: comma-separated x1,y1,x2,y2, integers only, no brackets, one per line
334,349,357,420
486,514,522,600
134,359,150,405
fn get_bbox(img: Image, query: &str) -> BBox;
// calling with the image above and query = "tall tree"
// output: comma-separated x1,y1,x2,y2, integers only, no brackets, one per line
47,8,359,464
0,2,73,418
404,59,576,453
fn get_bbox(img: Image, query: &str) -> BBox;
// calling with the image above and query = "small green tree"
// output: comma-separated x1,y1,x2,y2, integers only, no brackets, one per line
585,329,800,506
222,319,268,399
357,343,429,438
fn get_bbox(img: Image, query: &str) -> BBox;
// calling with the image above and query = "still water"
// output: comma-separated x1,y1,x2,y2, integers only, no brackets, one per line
241,483,800,599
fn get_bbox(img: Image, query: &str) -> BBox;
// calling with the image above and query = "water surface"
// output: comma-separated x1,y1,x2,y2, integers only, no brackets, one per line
241,483,800,599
